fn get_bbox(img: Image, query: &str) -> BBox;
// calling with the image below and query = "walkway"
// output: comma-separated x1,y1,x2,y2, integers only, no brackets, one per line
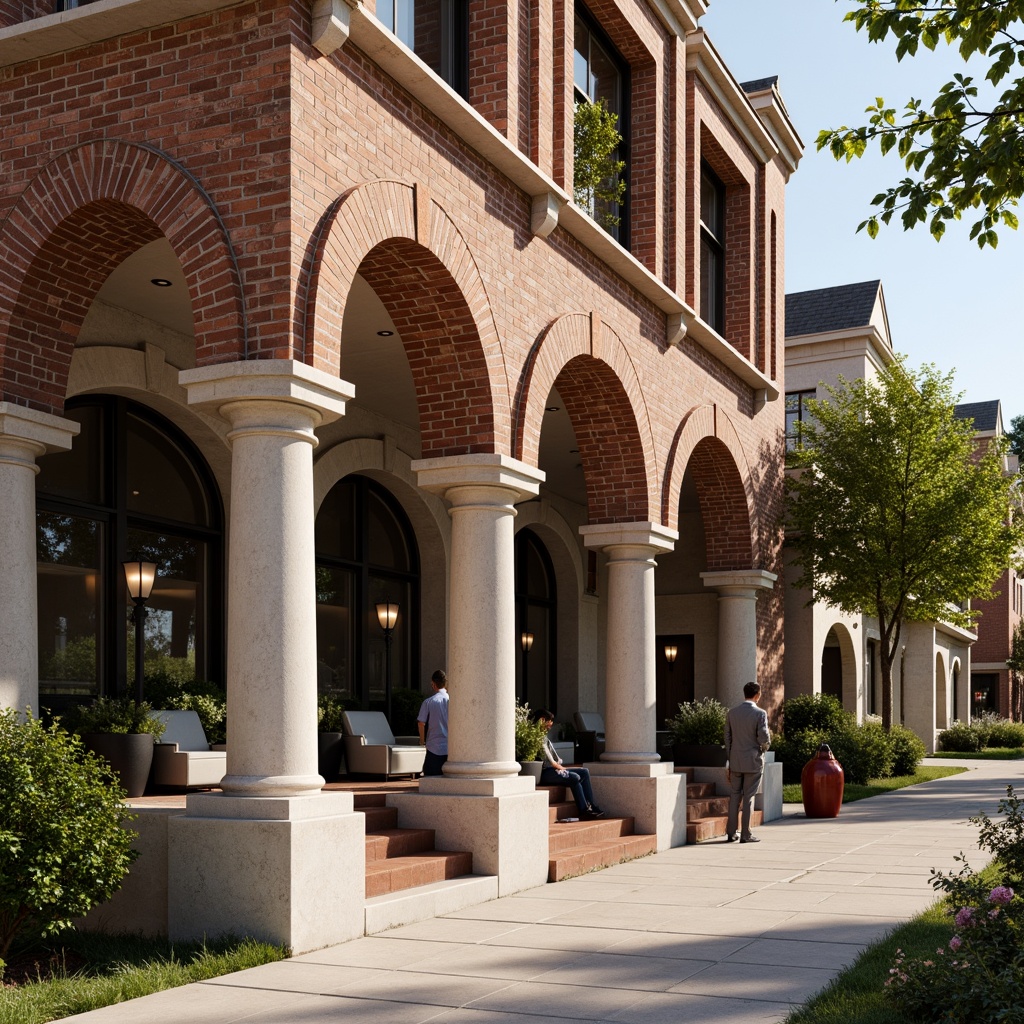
65,758,1022,1024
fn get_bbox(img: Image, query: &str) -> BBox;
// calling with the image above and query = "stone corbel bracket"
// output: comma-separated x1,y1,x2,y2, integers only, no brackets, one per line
666,311,688,348
311,0,356,56
531,192,562,238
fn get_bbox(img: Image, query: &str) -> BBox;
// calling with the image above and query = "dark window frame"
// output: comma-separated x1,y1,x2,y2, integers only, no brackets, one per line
785,389,817,452
377,0,469,98
700,160,726,334
514,528,558,714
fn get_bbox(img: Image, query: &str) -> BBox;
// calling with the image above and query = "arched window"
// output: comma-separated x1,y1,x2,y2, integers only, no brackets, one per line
515,529,557,712
35,397,223,702
315,476,420,708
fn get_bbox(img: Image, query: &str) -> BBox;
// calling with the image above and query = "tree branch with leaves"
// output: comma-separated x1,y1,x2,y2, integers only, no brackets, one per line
573,98,626,228
818,0,1024,247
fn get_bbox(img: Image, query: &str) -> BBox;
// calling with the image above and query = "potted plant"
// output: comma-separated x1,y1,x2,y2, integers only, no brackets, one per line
514,701,548,780
63,696,165,797
666,697,729,767
317,693,348,782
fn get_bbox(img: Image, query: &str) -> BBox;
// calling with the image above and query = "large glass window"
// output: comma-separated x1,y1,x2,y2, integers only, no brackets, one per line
315,476,419,708
377,0,468,96
574,7,629,243
515,529,557,712
785,389,816,451
700,162,726,334
36,397,223,702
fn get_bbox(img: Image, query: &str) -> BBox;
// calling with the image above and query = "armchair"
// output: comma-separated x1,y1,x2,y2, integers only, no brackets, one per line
573,710,606,762
341,710,426,780
149,709,227,789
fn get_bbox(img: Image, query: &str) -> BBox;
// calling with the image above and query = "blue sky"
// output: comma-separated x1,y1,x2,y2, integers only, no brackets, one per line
700,0,1023,427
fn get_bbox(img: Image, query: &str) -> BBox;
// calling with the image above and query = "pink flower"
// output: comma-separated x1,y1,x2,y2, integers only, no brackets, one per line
949,935,963,952
989,907,1000,920
954,906,976,928
989,886,1014,905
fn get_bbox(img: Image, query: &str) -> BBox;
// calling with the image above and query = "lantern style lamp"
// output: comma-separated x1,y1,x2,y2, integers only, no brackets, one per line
376,599,399,721
664,644,678,672
123,560,157,702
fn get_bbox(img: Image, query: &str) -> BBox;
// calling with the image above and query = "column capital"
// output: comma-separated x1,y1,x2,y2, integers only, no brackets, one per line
179,360,355,428
580,521,677,554
412,453,545,504
0,402,79,461
700,569,778,594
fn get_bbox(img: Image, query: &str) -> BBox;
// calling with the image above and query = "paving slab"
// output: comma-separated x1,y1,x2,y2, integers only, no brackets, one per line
62,758,1023,1024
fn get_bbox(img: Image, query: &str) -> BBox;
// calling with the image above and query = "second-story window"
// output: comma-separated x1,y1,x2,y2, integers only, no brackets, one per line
573,9,628,244
378,0,468,97
700,162,726,334
785,389,816,451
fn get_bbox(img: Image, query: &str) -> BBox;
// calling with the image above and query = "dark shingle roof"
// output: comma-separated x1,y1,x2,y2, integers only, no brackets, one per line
954,400,1000,432
785,281,881,338
741,76,779,94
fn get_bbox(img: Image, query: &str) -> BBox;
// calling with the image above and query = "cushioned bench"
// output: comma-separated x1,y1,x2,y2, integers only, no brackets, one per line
150,709,226,789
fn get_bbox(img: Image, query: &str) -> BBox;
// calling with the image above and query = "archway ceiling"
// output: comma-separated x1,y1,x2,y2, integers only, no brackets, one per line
538,393,587,506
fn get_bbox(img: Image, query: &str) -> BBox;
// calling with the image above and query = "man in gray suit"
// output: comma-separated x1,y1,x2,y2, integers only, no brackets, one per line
725,681,771,844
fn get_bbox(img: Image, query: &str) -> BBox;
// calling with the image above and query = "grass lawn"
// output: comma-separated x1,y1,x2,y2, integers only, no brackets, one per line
0,932,287,1024
929,748,1024,760
782,765,967,805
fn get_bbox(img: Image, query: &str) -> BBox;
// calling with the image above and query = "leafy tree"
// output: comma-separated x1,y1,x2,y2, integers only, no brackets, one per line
573,98,627,228
787,358,1024,730
818,0,1024,248
0,709,137,977
1007,413,1024,462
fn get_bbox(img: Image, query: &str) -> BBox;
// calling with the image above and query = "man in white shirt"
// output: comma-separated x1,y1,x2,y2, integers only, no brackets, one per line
417,669,449,776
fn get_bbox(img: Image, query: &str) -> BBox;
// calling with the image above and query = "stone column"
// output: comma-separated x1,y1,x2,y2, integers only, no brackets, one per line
701,569,777,707
0,404,79,717
388,454,550,895
171,361,366,953
579,522,685,849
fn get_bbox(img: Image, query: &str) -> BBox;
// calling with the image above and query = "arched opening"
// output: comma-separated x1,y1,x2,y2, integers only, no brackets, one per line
35,396,223,705
515,528,557,713
314,475,420,714
935,653,949,730
822,627,843,703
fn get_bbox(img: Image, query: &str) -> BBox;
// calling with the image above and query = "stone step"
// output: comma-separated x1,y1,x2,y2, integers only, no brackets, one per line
353,792,388,809
548,816,636,854
364,875,498,935
686,782,717,800
361,805,399,831
548,833,658,882
686,809,764,844
365,850,474,899
686,796,730,821
365,827,435,862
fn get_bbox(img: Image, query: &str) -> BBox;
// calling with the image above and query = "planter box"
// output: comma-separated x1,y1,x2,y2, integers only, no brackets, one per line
518,760,543,781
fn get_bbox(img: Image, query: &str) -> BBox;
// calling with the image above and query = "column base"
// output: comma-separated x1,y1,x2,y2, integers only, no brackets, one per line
168,792,364,953
599,750,660,764
440,759,522,780
217,773,326,798
587,762,686,849
388,786,548,896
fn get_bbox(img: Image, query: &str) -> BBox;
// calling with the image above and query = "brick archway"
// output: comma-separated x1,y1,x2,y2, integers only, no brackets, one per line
0,140,245,413
515,311,657,524
663,404,757,570
304,179,509,456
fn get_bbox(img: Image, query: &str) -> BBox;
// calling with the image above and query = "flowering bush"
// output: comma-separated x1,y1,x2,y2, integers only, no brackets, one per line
885,786,1024,1022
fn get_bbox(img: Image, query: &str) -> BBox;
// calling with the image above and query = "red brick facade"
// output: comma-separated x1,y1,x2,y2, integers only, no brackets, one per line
0,0,795,718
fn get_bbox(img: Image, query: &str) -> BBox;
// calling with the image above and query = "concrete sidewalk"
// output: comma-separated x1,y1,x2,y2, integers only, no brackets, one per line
65,758,1023,1024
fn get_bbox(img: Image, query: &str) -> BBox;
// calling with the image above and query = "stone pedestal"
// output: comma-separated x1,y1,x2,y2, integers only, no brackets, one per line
585,762,687,849
167,791,365,951
0,404,78,716
700,569,777,707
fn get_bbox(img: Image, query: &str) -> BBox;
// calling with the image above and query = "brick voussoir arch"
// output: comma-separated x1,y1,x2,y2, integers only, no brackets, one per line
0,140,245,411
516,311,659,523
304,178,510,455
663,404,759,568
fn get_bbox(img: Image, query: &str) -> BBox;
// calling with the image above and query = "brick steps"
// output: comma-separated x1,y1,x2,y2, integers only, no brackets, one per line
542,786,656,882
683,780,762,843
355,792,476,900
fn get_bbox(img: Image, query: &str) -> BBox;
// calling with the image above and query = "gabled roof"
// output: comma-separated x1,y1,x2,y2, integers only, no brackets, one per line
741,76,779,94
785,280,882,338
954,400,1001,433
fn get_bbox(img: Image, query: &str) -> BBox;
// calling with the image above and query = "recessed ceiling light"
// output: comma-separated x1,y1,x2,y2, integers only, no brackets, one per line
377,330,394,337
150,278,172,287
545,405,560,413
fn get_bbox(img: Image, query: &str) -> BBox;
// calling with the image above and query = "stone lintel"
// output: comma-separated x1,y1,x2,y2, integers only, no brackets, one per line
412,453,545,503
580,521,678,553
0,402,79,454
700,568,778,592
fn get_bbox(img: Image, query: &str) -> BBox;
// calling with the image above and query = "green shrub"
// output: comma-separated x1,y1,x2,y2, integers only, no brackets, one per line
972,710,1002,748
781,692,852,736
889,723,927,775
984,718,1024,749
62,697,165,739
938,720,983,752
317,693,348,734
665,697,727,746
829,720,894,786
0,710,137,979
514,702,548,762
165,692,227,746
773,729,830,785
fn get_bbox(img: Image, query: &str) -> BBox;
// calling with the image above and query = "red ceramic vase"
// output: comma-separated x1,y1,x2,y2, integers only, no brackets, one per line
801,743,844,818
